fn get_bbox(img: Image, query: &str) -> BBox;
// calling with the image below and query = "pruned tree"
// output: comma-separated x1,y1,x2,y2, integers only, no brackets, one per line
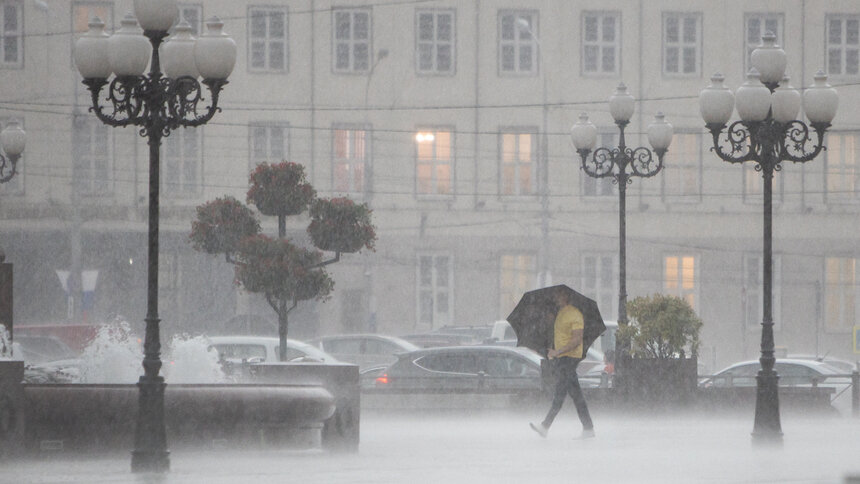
190,162,376,361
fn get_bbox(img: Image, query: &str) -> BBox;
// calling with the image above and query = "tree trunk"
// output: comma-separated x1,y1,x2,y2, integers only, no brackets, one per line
278,301,288,362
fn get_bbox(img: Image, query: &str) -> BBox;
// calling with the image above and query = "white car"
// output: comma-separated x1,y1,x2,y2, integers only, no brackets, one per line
309,334,420,371
207,336,340,365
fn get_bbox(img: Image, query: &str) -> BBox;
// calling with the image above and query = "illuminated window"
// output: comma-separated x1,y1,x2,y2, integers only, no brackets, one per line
582,131,617,197
825,257,856,332
333,125,368,194
663,12,701,76
582,12,619,76
745,14,784,74
825,132,859,202
416,9,455,75
662,132,701,201
500,130,536,196
249,123,288,169
163,128,201,198
415,128,453,196
664,255,698,310
742,254,782,330
249,6,288,72
500,254,536,318
417,253,453,329
72,115,112,196
499,11,538,75
334,8,371,73
582,254,617,320
826,15,860,77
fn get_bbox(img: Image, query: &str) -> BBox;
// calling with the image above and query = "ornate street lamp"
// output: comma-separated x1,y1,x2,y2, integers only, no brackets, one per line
74,0,236,472
571,83,673,381
699,32,837,445
0,121,26,183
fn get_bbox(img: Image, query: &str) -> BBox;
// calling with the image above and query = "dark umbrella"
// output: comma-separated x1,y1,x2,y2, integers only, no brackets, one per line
506,285,606,358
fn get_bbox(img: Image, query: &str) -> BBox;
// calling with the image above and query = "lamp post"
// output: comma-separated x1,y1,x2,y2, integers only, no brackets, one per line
74,0,236,472
0,121,26,183
699,32,837,445
571,83,673,380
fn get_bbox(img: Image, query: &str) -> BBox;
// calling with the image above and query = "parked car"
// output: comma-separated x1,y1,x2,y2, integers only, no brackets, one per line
401,332,475,348
787,354,858,374
699,358,852,414
369,345,543,396
207,336,341,366
309,334,419,371
13,334,78,365
430,325,494,345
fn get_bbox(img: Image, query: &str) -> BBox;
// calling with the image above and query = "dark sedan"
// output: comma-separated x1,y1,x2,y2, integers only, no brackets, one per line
369,345,543,395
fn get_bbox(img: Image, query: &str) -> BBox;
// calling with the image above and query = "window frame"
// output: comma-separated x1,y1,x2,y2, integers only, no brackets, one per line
661,131,702,203
825,14,860,79
416,252,454,330
744,13,785,76
162,127,203,199
248,122,290,171
332,7,372,74
742,253,782,331
175,3,204,35
824,256,857,333
72,114,113,197
663,254,700,311
498,9,539,77
414,126,455,198
824,131,860,204
662,12,702,78
0,0,23,69
498,127,538,198
499,253,537,319
415,8,456,76
247,5,289,73
581,11,621,77
332,123,370,196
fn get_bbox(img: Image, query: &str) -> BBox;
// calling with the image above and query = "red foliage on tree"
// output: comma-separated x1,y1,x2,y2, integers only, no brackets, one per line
189,196,260,258
308,197,376,253
246,162,316,217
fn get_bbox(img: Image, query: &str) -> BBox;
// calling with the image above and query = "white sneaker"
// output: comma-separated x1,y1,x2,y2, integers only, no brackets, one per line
577,428,596,439
529,422,548,438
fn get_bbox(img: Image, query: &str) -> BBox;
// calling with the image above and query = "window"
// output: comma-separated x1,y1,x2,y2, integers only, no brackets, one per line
417,253,453,329
582,12,620,76
662,133,701,201
333,8,371,73
176,4,203,35
745,14,784,74
249,6,288,72
416,9,455,75
415,128,453,196
499,254,536,318
0,1,21,68
825,132,859,202
500,129,537,196
72,2,113,64
0,117,23,194
582,131,617,197
663,12,701,76
742,254,782,330
162,127,201,198
664,255,698,311
72,115,111,196
825,257,856,332
249,123,288,169
582,253,617,321
333,125,368,194
826,15,860,77
499,11,538,75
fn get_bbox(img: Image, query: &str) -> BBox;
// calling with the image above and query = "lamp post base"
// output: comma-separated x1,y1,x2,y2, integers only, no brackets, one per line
131,450,171,473
131,376,170,473
751,371,783,447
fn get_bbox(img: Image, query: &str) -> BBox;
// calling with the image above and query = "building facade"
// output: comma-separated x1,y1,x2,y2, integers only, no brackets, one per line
0,0,858,371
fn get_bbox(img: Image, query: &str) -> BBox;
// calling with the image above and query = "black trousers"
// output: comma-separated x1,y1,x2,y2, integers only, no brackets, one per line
542,356,593,430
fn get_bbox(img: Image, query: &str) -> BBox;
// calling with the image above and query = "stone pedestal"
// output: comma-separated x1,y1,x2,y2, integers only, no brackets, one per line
0,360,24,457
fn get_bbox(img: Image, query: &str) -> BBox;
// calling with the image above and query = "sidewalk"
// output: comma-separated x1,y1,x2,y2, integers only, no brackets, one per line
2,409,859,483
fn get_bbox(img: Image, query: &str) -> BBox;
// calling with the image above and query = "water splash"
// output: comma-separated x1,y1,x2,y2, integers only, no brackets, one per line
163,334,226,383
78,319,142,383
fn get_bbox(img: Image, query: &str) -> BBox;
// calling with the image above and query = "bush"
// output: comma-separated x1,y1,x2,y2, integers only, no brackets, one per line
618,294,702,359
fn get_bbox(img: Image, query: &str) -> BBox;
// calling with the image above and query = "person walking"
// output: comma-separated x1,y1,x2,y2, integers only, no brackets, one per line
530,288,594,439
